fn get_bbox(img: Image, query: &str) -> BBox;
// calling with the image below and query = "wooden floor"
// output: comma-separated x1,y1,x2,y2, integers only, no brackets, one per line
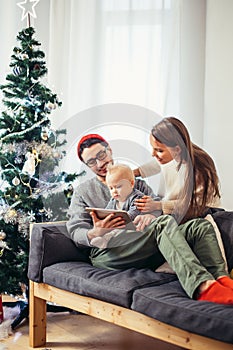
1,297,185,350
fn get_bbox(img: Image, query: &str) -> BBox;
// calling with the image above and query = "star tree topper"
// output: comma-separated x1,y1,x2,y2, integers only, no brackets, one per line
17,0,40,25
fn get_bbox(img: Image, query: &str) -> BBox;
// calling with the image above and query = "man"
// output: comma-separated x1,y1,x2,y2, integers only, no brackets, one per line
66,133,233,304
66,134,158,247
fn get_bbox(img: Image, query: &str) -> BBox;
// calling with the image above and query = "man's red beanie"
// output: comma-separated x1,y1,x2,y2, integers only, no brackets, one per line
77,134,108,160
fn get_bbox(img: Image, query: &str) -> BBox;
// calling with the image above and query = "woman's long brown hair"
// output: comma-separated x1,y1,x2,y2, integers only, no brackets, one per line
151,117,220,222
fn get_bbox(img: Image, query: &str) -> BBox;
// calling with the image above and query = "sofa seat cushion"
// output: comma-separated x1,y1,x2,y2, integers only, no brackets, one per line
43,262,177,308
131,280,233,343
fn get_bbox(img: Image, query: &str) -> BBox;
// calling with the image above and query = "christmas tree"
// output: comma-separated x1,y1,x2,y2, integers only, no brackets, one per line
0,26,84,296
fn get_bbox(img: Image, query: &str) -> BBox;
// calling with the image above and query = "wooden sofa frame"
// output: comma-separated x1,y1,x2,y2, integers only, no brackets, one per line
29,280,233,349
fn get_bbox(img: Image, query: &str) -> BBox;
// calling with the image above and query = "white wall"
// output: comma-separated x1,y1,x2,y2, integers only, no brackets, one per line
179,0,206,146
204,0,233,210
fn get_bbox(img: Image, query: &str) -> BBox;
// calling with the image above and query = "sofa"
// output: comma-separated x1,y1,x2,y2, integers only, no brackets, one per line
28,210,233,349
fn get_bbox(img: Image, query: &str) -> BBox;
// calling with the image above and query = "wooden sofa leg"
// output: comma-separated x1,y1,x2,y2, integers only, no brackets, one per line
29,281,47,348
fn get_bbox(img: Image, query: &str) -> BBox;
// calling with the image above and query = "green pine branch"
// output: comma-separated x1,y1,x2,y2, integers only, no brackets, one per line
0,26,85,295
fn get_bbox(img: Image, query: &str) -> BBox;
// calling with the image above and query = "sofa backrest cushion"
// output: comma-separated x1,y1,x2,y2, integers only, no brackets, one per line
212,211,233,271
28,222,91,282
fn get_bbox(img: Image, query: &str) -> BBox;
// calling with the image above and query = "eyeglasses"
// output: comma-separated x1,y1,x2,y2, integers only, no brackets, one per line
85,147,109,167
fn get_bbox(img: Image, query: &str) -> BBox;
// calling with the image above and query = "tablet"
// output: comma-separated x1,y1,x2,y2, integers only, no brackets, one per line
85,207,136,230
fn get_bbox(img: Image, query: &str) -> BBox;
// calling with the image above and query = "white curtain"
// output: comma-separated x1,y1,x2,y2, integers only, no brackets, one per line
48,0,180,126
47,0,181,185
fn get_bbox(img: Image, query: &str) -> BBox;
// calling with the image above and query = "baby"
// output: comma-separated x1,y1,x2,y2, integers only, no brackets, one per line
90,163,160,248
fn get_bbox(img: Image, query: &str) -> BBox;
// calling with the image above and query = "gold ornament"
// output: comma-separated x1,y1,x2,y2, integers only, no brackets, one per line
8,209,17,218
32,149,40,164
0,230,6,240
4,209,18,224
12,176,20,186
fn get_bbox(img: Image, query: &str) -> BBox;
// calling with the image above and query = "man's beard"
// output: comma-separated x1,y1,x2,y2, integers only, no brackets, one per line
96,160,113,179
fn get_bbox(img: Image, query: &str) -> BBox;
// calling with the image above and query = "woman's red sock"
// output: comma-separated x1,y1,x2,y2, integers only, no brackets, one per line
218,276,233,290
197,281,233,304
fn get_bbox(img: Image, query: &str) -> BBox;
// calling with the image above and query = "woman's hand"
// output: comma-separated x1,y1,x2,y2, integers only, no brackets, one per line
133,214,157,231
87,211,126,241
135,195,162,213
133,168,141,177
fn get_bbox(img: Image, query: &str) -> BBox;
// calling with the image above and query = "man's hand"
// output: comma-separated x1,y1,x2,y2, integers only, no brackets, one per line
133,214,157,231
87,211,126,241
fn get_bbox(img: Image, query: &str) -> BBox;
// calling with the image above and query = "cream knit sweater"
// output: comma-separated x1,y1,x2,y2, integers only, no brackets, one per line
138,158,221,215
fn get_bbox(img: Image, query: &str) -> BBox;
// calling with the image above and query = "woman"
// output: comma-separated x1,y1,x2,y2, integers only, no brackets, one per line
134,117,221,223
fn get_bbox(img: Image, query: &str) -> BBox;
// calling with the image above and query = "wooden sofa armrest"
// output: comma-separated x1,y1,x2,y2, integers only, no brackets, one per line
28,222,90,282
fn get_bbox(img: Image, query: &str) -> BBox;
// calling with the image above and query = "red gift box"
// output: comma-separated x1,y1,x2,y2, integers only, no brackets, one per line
0,295,3,323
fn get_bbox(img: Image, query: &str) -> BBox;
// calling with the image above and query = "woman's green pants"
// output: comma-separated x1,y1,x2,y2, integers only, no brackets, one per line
90,215,227,298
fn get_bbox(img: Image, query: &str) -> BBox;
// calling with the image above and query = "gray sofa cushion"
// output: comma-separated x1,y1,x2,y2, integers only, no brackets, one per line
212,211,233,270
43,262,177,307
28,223,90,282
132,279,233,344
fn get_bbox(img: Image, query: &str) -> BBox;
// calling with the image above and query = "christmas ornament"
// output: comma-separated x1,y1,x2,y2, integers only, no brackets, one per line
0,232,10,258
23,98,33,107
27,210,36,222
3,208,18,224
18,213,30,236
33,63,40,70
17,0,40,21
53,151,62,159
14,155,23,164
44,207,53,219
0,230,6,241
41,127,49,141
13,66,22,76
20,53,28,59
0,240,9,257
32,149,40,163
22,151,36,176
45,102,56,112
12,177,20,186
65,184,74,196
